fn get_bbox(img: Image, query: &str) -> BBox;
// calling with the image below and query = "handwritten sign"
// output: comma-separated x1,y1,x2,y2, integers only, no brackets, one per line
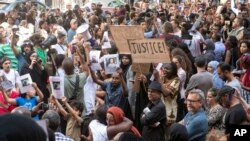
128,39,171,63
109,25,144,54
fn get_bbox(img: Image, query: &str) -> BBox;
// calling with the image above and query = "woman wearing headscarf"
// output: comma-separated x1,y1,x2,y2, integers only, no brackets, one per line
107,106,141,138
20,51,49,102
202,39,215,63
207,61,225,89
119,54,136,118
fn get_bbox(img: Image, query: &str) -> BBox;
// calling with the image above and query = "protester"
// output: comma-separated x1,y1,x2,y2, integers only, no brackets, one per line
186,56,213,103
1,83,44,120
52,96,83,141
42,110,74,141
141,81,166,141
179,89,208,141
216,85,248,134
0,1,250,140
206,88,226,131
207,61,225,89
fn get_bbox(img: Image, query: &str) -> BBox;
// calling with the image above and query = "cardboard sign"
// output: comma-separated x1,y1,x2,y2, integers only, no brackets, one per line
109,25,144,54
131,63,151,73
128,39,171,63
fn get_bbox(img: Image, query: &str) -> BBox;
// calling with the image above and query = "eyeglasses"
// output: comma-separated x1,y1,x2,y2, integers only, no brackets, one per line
185,99,201,104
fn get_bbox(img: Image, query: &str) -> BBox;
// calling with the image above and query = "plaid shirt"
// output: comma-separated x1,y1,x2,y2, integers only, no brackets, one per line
55,132,74,141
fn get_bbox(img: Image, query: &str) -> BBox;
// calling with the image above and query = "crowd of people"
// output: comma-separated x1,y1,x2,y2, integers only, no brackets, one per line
0,0,250,141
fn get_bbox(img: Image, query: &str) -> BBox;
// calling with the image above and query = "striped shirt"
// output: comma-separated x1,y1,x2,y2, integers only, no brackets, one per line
0,44,20,70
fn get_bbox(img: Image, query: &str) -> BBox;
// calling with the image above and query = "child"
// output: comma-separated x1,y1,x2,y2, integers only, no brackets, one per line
1,83,44,120
52,96,83,141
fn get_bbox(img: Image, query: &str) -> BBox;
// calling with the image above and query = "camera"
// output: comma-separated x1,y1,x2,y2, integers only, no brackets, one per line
37,58,42,64
40,35,57,49
39,103,49,111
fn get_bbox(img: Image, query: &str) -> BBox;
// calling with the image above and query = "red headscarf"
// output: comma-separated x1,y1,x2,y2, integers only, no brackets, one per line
107,106,141,137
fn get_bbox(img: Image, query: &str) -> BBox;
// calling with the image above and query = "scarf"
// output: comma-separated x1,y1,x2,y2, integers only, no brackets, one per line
107,106,141,137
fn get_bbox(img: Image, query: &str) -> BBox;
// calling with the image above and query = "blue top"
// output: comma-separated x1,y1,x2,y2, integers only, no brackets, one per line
183,109,208,141
67,29,76,43
102,82,123,107
16,96,39,120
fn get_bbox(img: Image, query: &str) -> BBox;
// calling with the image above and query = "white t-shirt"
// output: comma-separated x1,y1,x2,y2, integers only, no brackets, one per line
84,76,96,116
1,69,19,90
89,120,108,141
52,44,67,55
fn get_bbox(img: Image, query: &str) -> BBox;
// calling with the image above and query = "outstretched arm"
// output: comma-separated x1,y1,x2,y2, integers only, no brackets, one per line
32,83,44,102
89,66,105,86
61,97,83,124
1,90,16,105
117,68,128,97
10,31,20,56
52,96,68,119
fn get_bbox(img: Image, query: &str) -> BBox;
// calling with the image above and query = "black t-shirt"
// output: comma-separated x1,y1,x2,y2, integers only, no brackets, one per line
224,104,247,134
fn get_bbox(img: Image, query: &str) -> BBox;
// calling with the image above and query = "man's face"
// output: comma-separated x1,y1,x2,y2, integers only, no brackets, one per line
140,22,147,30
217,67,228,81
111,73,120,86
147,89,161,101
186,93,202,113
23,46,32,54
2,60,11,71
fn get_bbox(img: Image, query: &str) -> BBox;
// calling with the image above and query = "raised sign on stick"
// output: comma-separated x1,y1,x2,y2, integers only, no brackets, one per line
128,39,171,63
109,25,144,54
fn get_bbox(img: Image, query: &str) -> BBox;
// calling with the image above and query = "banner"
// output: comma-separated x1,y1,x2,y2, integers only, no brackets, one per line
109,25,144,54
128,39,171,63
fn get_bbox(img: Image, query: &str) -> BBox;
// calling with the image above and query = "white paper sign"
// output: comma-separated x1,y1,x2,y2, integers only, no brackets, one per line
104,54,120,74
102,31,111,49
18,74,34,94
49,76,64,99
90,50,102,71
150,63,163,81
